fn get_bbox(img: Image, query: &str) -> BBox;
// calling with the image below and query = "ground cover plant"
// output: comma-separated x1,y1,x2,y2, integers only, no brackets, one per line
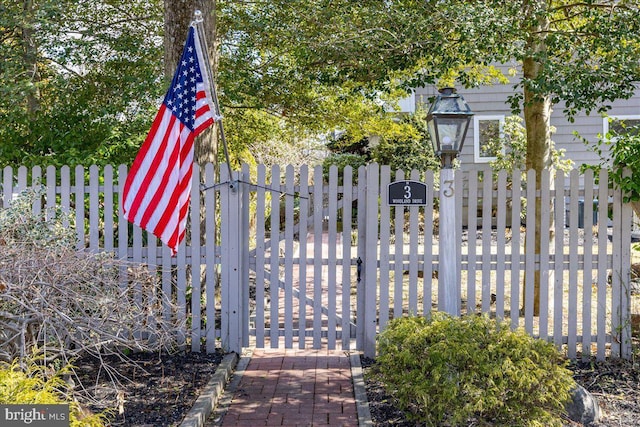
0,358,107,426
375,313,575,427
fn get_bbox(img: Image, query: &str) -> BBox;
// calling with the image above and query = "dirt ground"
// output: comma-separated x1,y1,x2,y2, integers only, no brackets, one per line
74,350,224,427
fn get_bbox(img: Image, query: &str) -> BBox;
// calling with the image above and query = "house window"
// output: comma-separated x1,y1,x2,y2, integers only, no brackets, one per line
473,116,504,163
603,115,640,137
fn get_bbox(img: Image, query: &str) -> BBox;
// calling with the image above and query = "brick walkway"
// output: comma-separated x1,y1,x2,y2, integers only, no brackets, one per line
210,348,358,427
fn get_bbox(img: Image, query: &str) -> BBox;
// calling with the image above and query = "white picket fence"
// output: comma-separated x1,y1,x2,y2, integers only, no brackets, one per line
0,163,634,360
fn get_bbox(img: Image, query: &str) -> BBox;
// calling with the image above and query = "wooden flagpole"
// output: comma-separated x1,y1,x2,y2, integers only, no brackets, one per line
193,9,234,183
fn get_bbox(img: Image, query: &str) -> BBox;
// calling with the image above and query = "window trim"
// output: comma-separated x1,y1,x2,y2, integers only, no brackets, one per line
473,115,505,163
603,114,640,137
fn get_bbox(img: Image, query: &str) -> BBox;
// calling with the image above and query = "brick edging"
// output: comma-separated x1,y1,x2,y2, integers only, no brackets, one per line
350,352,373,427
179,352,239,427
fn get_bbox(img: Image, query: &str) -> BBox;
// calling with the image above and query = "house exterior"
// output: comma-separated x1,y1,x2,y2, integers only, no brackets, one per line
394,72,640,232
401,72,640,172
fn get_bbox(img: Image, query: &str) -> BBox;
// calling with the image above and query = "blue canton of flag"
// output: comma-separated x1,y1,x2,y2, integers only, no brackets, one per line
164,29,204,131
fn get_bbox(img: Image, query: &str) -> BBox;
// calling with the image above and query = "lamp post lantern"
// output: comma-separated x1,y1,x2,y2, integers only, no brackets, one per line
427,87,474,168
426,87,474,315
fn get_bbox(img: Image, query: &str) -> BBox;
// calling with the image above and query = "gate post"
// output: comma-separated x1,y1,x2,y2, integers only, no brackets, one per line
220,169,245,354
438,167,461,315
356,166,366,350
362,164,380,358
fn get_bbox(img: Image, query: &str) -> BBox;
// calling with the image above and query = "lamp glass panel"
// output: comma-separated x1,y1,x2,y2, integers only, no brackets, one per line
427,119,437,151
435,117,467,151
437,96,470,113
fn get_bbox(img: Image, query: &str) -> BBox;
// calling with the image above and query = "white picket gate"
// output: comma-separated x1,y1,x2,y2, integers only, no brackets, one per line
0,163,634,360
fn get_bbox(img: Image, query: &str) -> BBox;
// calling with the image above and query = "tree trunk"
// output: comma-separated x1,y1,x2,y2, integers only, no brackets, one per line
22,0,41,116
164,1,220,283
522,0,552,316
164,0,218,165
522,76,552,317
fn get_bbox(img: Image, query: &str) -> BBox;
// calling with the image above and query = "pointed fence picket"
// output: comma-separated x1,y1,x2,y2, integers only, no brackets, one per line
0,163,634,360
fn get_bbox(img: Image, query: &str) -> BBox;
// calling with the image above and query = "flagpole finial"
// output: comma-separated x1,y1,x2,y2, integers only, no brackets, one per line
194,10,203,23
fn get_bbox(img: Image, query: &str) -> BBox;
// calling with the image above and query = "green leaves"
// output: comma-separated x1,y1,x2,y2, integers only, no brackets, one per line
2,0,639,170
490,115,573,175
584,121,640,205
0,358,109,426
376,313,575,426
526,0,640,118
0,0,163,168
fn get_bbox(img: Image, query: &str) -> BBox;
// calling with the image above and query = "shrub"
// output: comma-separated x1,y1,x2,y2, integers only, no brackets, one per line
488,115,573,175
0,187,76,248
322,153,367,184
580,121,640,219
376,313,575,427
0,358,107,426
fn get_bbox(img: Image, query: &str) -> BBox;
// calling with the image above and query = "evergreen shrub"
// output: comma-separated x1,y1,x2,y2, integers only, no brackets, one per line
375,313,575,427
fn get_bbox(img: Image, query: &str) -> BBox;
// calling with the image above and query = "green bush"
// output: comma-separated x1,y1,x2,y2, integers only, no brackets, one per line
0,359,107,427
322,153,367,185
376,313,575,427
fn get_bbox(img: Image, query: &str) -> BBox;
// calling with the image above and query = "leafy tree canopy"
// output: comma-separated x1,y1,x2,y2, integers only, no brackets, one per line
0,0,164,168
228,0,639,117
2,0,424,169
2,0,639,170
218,0,640,179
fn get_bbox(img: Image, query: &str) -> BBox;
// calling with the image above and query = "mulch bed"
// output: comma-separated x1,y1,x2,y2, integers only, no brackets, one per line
570,358,640,426
74,350,224,427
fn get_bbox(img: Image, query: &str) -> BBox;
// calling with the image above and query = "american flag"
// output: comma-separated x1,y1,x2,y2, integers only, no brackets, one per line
122,25,216,255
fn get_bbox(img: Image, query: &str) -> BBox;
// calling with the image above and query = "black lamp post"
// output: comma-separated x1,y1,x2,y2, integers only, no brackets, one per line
426,87,473,315
426,87,474,168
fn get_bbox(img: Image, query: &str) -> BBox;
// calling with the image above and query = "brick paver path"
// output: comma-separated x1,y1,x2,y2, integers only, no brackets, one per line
217,348,357,426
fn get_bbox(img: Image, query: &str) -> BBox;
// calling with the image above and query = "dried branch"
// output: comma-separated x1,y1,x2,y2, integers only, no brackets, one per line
0,243,185,367
0,188,188,412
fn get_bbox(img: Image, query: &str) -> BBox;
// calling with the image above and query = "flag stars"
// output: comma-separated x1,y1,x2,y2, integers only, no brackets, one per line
161,27,209,131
